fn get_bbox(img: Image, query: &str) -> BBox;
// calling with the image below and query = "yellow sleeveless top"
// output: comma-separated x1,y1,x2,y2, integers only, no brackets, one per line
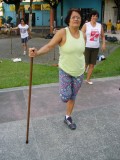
59,27,85,77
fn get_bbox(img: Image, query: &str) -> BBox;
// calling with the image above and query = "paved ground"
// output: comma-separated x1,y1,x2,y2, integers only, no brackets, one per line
0,32,120,65
0,35,59,65
0,77,120,160
0,33,120,160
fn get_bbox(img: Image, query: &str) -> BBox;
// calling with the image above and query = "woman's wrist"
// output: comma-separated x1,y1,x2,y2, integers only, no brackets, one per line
36,50,42,56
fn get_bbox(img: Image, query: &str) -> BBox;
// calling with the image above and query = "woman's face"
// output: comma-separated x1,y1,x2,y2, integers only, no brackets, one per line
20,20,25,24
69,11,81,27
91,14,98,22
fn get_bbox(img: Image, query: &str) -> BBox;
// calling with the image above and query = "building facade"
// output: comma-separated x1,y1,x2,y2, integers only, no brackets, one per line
1,0,109,27
104,0,118,25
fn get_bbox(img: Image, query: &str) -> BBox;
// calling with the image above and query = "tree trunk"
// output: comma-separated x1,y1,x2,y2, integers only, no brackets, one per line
61,0,63,26
15,3,20,35
114,0,120,20
15,2,20,25
29,0,33,32
50,7,55,34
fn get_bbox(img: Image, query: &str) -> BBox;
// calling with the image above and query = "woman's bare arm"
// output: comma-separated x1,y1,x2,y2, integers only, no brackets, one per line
11,26,19,30
101,26,106,51
29,28,65,57
81,24,86,42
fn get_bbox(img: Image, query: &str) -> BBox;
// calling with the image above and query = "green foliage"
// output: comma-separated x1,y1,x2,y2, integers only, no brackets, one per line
6,16,12,23
43,0,59,8
3,0,22,4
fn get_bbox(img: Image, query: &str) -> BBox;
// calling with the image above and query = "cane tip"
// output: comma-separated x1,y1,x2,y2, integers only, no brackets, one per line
26,140,29,144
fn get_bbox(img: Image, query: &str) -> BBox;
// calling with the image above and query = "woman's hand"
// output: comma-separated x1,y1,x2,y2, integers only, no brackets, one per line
28,35,32,39
10,27,12,31
101,43,106,52
29,48,38,57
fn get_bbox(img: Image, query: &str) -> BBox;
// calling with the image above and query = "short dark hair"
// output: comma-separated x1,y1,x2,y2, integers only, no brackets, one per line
64,8,81,26
20,18,26,24
89,10,99,20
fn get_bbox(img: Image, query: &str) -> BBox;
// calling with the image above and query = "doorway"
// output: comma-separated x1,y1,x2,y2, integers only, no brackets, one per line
25,13,35,26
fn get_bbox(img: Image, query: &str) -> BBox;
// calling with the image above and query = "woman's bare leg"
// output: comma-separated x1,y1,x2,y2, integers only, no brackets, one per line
86,64,94,82
66,99,75,116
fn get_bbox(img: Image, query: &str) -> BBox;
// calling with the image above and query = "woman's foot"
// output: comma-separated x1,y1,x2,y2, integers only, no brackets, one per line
64,116,76,130
85,80,93,85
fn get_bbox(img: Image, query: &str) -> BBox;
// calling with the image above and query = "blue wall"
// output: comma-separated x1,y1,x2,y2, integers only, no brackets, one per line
3,3,16,25
35,10,50,26
25,10,50,26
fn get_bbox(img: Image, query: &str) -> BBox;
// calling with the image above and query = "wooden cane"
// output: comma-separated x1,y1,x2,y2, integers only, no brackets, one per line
26,57,33,144
10,29,12,54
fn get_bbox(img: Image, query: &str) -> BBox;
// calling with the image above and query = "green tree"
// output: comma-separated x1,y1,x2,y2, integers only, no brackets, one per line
43,0,60,8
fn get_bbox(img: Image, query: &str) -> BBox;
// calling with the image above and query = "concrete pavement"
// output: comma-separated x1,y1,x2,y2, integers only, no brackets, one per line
0,36,59,65
0,76,120,160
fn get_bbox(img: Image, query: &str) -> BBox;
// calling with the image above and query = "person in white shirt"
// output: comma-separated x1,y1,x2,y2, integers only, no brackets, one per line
81,10,106,84
11,18,31,55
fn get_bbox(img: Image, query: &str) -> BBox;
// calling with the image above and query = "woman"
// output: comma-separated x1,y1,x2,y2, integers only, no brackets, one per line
81,10,106,84
29,8,85,130
11,18,31,55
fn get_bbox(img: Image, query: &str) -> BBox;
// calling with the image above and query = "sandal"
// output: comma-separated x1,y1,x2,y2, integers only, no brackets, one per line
85,80,93,85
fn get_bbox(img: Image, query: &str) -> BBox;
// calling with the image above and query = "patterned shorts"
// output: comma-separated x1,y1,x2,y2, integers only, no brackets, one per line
59,69,84,103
